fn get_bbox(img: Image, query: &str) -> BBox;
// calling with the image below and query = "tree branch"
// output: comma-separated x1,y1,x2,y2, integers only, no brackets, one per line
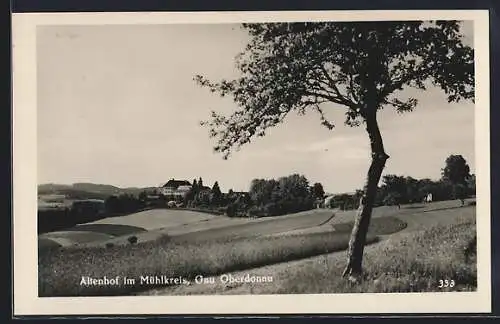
303,90,346,106
382,63,431,98
347,70,360,105
319,65,357,108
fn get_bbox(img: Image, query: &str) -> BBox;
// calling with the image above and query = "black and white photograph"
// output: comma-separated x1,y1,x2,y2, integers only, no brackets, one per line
12,10,491,315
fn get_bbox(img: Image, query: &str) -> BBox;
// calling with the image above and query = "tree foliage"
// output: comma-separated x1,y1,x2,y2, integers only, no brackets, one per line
378,175,454,205
312,182,326,200
442,154,471,185
210,181,223,206
195,21,474,159
248,174,315,216
195,20,474,279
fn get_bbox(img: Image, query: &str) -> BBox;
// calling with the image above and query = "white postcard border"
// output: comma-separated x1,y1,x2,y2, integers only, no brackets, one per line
12,10,491,315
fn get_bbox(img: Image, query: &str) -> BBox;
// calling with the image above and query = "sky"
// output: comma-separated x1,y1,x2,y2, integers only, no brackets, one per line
37,21,475,194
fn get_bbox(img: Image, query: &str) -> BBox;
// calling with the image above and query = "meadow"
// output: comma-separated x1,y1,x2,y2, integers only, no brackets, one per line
38,200,476,296
38,208,337,249
39,230,381,296
143,217,475,296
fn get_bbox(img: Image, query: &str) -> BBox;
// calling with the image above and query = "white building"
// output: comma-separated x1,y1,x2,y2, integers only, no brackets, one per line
158,179,192,198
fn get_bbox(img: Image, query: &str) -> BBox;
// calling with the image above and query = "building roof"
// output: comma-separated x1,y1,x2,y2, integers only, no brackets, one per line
162,179,192,189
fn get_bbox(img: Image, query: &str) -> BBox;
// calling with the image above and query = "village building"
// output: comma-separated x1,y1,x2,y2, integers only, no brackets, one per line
159,179,192,198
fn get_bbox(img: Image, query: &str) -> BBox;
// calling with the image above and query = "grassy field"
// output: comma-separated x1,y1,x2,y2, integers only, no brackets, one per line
138,203,476,296
39,230,380,296
38,200,476,296
38,208,336,249
88,209,218,230
142,218,476,296
37,208,221,249
38,199,470,250
332,216,407,236
273,221,477,294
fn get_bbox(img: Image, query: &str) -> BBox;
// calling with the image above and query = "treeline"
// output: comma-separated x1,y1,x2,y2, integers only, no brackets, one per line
177,174,324,218
325,154,475,210
39,154,475,229
323,174,475,211
244,174,322,217
376,174,475,207
185,177,223,208
375,154,475,207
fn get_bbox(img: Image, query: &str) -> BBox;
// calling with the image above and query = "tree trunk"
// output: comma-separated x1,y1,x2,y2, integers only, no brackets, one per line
342,109,389,281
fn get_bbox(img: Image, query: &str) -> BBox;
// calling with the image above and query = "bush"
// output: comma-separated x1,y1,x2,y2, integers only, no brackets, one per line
127,236,138,244
246,206,266,218
38,208,73,233
263,202,282,216
226,203,237,217
216,206,227,214
105,194,145,216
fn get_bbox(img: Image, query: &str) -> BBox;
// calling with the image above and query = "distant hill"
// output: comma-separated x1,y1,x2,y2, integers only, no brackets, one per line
38,183,158,199
38,183,73,192
72,183,122,195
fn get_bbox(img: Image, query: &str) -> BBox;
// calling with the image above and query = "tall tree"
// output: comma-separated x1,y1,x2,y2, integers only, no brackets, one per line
312,182,326,200
442,154,471,185
249,178,278,206
185,179,198,204
442,154,471,206
211,181,223,206
405,176,420,203
382,174,408,204
195,21,474,281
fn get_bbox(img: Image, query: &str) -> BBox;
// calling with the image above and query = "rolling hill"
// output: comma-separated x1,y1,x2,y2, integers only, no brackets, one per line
38,182,157,198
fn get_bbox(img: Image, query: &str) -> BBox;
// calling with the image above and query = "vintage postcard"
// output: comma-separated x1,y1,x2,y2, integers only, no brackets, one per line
12,10,491,315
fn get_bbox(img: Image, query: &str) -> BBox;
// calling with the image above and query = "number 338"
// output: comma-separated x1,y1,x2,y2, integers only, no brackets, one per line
438,279,455,288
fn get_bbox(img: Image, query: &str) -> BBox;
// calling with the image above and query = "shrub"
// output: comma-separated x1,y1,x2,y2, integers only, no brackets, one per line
38,209,73,233
246,206,266,218
127,236,138,245
105,242,115,248
216,206,227,214
105,194,146,216
226,203,237,217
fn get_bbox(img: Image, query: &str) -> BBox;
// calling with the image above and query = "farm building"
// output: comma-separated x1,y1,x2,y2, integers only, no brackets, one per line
159,179,192,197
